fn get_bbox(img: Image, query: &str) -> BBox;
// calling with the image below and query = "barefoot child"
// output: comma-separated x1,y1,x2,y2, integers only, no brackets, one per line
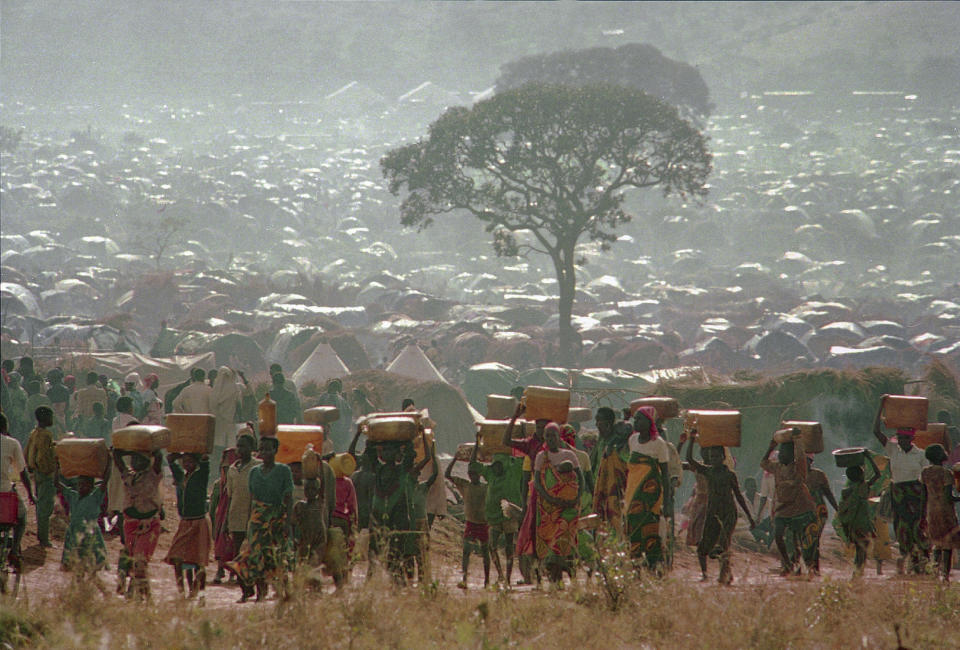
920,444,960,581
445,452,490,589
292,478,327,566
836,453,881,576
686,433,755,584
113,448,164,599
58,469,109,578
165,452,212,600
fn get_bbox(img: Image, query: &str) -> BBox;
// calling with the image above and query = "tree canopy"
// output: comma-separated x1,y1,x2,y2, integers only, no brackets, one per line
495,43,712,118
381,83,711,364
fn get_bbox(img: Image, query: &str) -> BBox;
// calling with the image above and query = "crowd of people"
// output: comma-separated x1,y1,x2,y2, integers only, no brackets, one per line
1,354,959,605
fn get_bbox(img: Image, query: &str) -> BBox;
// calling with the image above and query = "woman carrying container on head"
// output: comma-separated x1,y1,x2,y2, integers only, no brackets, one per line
227,435,294,602
624,406,671,574
533,423,582,585
872,395,930,574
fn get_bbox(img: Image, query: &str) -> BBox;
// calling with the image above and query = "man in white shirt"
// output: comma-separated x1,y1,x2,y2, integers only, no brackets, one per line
1,412,34,562
873,395,930,574
173,368,213,414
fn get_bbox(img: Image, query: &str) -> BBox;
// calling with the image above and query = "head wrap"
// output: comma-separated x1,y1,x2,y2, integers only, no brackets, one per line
633,405,659,440
64,374,75,387
237,426,257,447
895,428,916,438
221,447,240,469
144,373,159,389
124,372,141,386
560,423,577,448
544,422,562,437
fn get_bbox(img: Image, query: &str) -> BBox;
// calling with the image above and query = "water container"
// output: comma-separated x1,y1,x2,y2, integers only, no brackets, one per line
486,394,518,420
365,417,419,442
304,406,339,425
55,438,110,478
112,425,171,453
882,395,928,431
833,447,865,468
691,410,741,447
630,397,681,420
414,429,435,464
301,444,321,480
523,386,570,423
258,393,277,438
782,420,824,454
566,407,593,423
164,413,216,454
478,419,532,455
276,425,325,464
914,423,948,450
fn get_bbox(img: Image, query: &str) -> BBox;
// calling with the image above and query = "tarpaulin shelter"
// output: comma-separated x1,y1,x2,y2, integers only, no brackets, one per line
292,342,350,389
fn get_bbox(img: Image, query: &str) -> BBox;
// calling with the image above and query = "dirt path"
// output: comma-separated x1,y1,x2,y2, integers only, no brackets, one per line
9,487,945,608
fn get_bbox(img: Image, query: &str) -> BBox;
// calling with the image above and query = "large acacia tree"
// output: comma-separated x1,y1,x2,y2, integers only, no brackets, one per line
381,83,711,365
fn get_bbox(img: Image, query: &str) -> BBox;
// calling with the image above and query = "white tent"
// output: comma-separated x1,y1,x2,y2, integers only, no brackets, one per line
292,343,350,388
385,344,447,384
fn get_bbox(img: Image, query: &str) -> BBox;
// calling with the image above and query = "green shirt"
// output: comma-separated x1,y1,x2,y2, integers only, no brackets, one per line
248,463,294,506
170,458,210,518
480,453,524,525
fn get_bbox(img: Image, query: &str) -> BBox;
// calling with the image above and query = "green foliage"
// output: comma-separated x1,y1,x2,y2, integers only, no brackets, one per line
496,43,713,117
382,83,710,361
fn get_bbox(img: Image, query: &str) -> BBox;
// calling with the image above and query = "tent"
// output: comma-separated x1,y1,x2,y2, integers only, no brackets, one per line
292,343,350,389
55,351,215,394
385,345,447,384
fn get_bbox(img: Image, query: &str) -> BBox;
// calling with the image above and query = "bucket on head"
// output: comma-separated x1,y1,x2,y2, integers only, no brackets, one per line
832,447,866,468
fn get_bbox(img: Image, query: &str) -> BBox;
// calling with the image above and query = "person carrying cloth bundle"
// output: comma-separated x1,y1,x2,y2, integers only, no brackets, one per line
228,436,294,603
761,428,818,577
533,423,582,586
624,406,671,574
165,452,211,601
872,395,930,574
113,447,164,599
685,431,755,584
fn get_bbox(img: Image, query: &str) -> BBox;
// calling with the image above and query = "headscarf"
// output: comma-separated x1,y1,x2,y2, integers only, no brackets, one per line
124,371,141,386
236,426,257,448
221,447,239,469
544,422,561,437
211,366,241,413
633,405,659,440
330,453,357,478
894,427,916,438
143,373,159,390
560,423,577,448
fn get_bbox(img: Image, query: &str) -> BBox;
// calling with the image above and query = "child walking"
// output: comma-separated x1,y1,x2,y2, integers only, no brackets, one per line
164,452,212,601
58,466,110,584
445,452,490,589
836,453,881,577
686,433,755,584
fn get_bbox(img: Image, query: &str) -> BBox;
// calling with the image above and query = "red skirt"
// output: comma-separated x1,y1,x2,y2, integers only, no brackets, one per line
124,515,161,561
464,521,490,543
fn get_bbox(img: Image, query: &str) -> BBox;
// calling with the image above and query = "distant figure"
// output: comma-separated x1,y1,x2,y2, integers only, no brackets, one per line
25,406,57,548
210,366,242,469
75,371,107,422
173,368,212,414
270,372,302,425
316,379,352,451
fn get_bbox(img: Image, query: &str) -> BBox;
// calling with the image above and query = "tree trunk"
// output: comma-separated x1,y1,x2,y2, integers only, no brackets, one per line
553,247,578,368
